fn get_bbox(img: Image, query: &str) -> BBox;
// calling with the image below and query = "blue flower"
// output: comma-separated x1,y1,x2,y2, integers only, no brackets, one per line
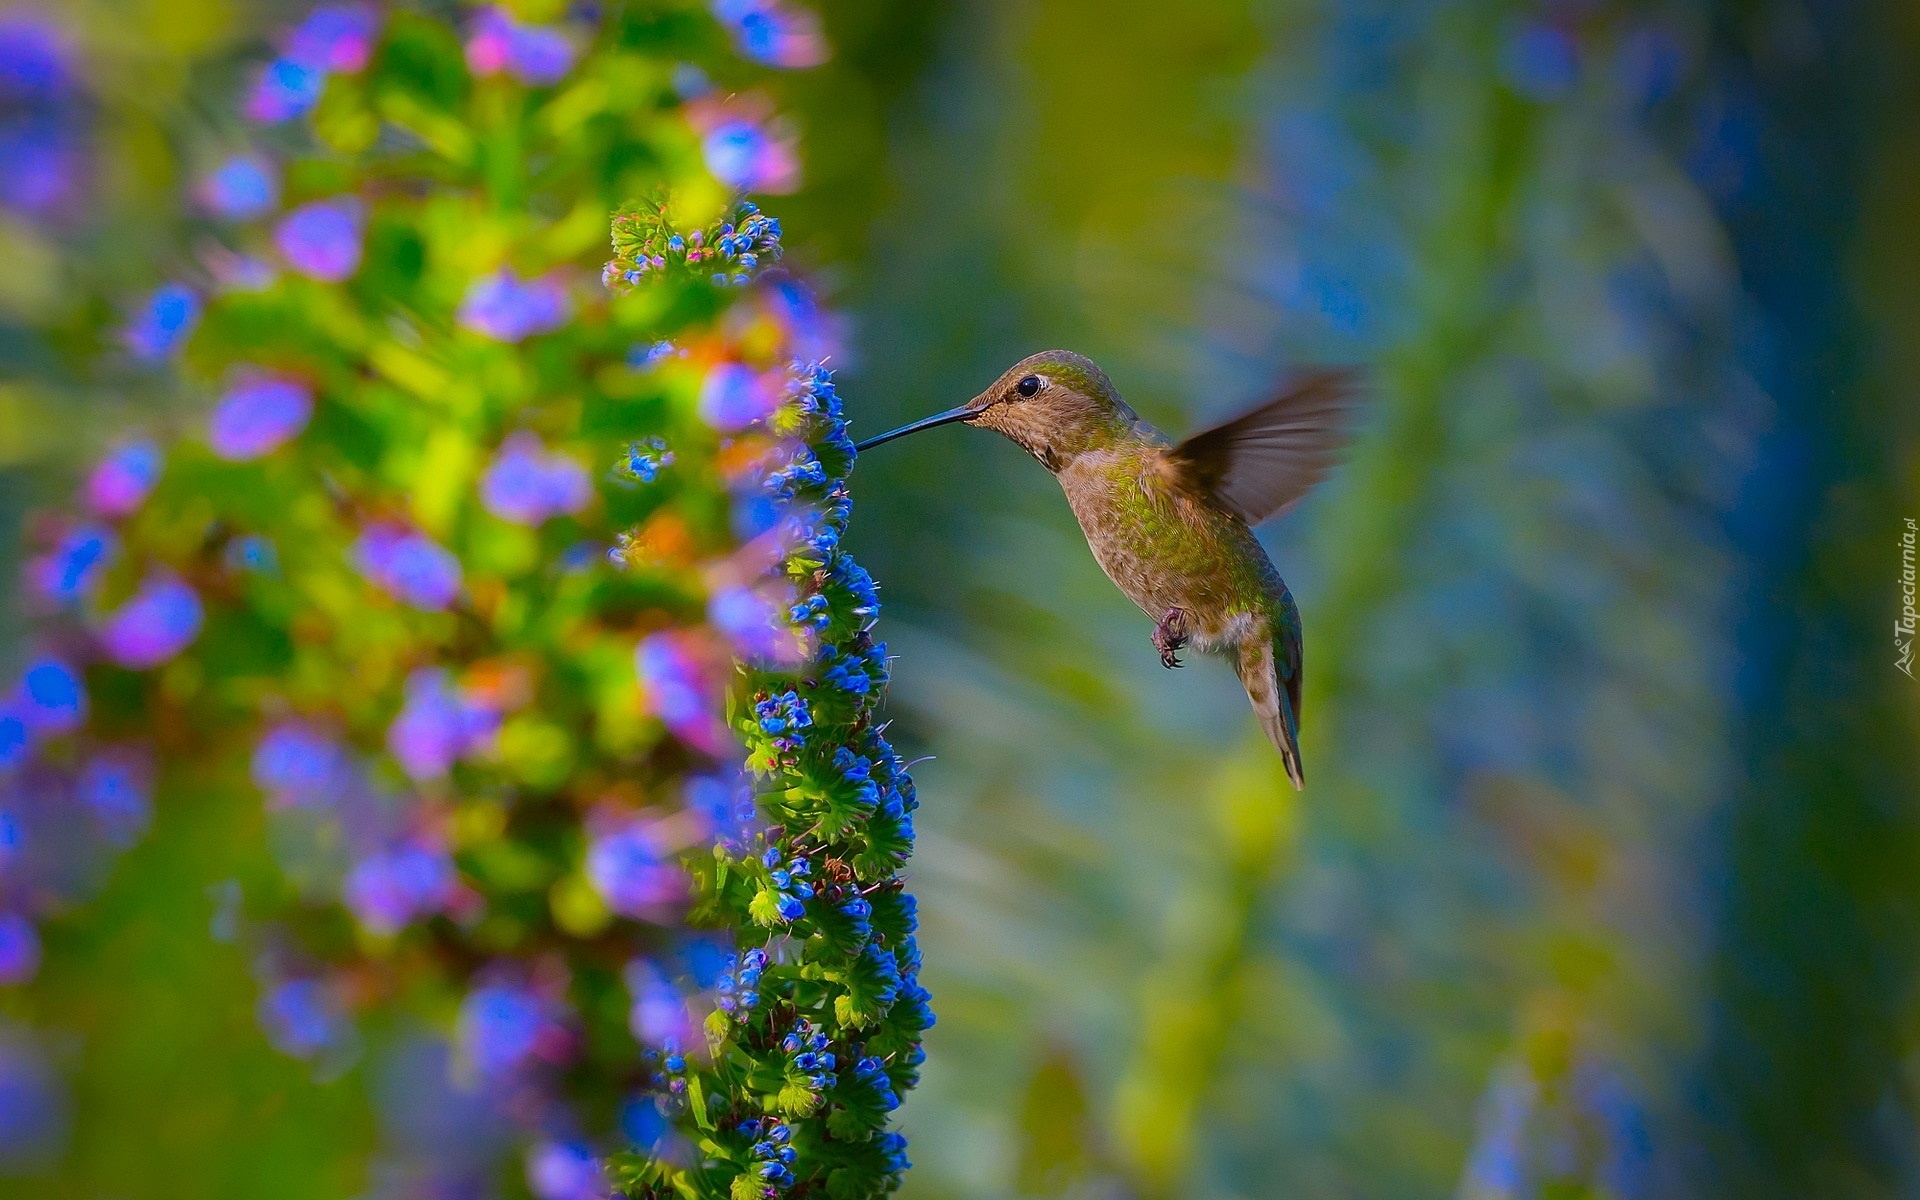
619,436,674,483
245,57,325,122
27,525,112,605
0,16,81,218
251,721,348,808
711,0,828,69
274,197,363,281
525,1140,606,1200
457,981,554,1077
123,283,201,361
258,978,342,1058
753,690,813,754
199,155,279,220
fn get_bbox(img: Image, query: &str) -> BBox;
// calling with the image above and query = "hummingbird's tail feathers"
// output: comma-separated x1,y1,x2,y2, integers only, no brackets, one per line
1235,639,1306,790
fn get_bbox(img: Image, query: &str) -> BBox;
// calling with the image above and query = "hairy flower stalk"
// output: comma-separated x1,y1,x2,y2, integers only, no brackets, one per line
0,3,923,1195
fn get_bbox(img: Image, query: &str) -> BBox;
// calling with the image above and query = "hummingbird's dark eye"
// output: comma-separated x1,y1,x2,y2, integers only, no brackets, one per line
1015,374,1041,398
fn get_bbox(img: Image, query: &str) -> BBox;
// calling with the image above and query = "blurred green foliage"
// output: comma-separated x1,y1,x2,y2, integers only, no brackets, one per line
2,0,1918,1198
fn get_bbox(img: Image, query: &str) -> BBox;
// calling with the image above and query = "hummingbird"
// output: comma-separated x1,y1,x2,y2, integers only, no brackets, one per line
855,350,1356,790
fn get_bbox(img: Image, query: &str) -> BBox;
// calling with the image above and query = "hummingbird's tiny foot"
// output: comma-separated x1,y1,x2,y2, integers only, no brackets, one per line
1152,607,1190,670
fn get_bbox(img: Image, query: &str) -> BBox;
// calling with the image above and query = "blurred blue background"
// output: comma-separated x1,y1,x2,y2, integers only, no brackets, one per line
2,1,1917,1198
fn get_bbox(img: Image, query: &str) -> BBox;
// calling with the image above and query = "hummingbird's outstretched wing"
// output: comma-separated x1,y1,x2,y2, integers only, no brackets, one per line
1168,370,1359,525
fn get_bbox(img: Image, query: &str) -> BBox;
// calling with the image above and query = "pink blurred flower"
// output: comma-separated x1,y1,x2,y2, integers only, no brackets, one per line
481,433,592,525
208,375,313,460
286,4,377,73
459,271,571,342
387,668,501,781
623,959,698,1048
527,1141,607,1200
711,0,829,69
353,525,462,610
465,7,577,85
585,817,684,919
97,576,202,668
634,631,726,752
274,197,363,281
344,837,462,935
85,442,162,517
686,95,799,193
698,361,784,431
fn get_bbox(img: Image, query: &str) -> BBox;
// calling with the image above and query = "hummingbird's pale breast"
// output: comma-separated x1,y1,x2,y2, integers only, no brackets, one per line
1056,443,1287,652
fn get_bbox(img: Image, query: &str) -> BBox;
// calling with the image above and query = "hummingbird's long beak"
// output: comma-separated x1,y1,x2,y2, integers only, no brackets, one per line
854,404,976,452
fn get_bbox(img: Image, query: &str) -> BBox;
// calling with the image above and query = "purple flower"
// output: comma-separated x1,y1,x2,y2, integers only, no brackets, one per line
457,982,556,1076
687,98,799,193
244,58,326,123
198,155,279,219
586,820,683,919
0,17,81,218
458,271,570,342
27,524,114,604
285,4,377,74
97,575,203,668
85,442,162,517
387,668,500,781
242,4,377,122
274,197,363,281
76,750,151,846
465,8,577,85
527,1140,606,1200
353,526,462,610
481,433,591,525
623,960,696,1047
16,658,83,735
252,722,348,808
122,283,201,361
344,839,459,935
709,582,804,664
208,376,313,460
634,633,722,750
702,120,796,192
711,0,829,69
0,915,38,985
698,362,782,431
258,978,344,1058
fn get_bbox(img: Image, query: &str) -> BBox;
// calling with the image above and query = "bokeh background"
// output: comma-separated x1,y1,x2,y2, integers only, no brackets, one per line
3,1,1918,1198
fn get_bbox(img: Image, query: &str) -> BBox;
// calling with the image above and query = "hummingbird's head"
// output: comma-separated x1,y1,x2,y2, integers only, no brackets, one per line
856,350,1148,470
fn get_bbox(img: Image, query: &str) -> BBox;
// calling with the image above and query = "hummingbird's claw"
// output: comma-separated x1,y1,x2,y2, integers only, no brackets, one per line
1152,607,1190,670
